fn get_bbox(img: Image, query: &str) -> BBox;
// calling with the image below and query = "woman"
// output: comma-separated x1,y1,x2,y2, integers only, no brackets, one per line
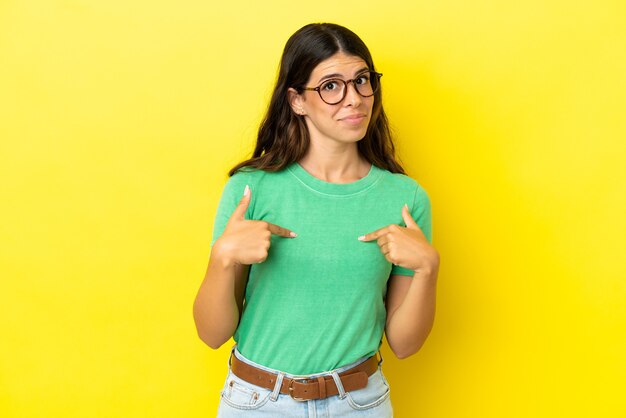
193,23,439,417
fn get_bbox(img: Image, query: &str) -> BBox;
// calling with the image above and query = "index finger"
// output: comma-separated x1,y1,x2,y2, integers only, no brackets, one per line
358,227,387,242
266,222,297,238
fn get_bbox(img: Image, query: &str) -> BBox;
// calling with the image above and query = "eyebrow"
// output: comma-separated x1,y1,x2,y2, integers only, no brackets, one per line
317,67,370,83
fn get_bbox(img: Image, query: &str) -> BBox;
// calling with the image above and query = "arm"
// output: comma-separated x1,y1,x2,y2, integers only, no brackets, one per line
359,185,438,359
192,244,250,349
384,264,439,359
192,184,295,349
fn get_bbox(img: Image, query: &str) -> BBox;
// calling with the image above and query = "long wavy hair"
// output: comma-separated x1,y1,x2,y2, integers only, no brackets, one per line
227,23,406,176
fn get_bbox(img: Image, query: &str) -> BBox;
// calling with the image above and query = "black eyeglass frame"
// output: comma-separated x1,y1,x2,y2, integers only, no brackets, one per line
301,71,383,105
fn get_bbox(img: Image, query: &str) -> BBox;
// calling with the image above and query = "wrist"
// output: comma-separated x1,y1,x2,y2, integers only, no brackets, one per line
412,267,438,282
413,254,439,281
210,239,238,270
418,248,439,270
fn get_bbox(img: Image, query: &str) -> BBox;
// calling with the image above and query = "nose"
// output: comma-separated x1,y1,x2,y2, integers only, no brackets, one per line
344,81,362,107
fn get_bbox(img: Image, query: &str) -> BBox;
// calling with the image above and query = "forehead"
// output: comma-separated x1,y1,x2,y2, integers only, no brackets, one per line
309,52,368,82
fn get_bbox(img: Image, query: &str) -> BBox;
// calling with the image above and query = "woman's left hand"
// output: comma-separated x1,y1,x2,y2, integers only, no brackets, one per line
358,204,439,274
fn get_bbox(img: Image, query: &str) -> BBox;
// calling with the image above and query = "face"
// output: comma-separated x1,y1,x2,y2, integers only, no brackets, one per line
289,52,375,146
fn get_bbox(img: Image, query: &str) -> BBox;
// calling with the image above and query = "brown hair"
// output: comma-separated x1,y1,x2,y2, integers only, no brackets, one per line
228,23,406,176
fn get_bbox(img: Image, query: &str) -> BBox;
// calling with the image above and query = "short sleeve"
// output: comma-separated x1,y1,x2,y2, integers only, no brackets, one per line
390,184,433,277
210,172,253,248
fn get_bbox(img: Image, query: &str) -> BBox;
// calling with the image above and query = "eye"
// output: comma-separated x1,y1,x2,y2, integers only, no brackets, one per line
321,80,340,91
355,74,370,85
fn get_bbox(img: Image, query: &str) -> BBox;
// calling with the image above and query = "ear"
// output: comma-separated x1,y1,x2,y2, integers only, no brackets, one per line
287,87,305,116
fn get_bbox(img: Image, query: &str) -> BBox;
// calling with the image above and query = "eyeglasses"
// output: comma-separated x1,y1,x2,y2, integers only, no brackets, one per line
302,71,383,105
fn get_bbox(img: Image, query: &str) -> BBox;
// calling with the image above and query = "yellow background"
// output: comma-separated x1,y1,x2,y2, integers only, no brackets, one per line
1,1,625,417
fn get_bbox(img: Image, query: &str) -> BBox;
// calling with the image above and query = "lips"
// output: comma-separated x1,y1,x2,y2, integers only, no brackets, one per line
339,114,367,124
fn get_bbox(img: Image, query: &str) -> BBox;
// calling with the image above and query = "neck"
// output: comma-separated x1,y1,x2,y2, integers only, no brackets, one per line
297,142,371,183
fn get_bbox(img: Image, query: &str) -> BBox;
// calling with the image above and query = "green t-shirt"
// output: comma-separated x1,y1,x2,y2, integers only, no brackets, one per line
210,161,432,375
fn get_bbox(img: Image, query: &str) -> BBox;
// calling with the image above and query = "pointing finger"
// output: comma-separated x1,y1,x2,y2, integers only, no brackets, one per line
358,227,387,242
267,222,297,238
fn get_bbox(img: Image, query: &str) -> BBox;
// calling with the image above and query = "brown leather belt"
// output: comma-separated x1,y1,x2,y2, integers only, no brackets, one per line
230,353,379,401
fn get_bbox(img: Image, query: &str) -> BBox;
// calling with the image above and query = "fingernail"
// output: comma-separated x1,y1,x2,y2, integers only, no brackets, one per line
358,235,365,241
404,203,408,210
290,232,297,237
243,185,250,196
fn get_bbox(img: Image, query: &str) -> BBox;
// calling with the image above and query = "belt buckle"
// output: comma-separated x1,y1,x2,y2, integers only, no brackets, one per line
288,377,314,402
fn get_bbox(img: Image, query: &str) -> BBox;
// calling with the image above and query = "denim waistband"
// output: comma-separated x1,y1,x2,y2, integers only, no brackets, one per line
229,345,383,379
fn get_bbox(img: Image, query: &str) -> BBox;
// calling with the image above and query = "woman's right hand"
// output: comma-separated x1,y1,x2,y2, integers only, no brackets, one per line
212,185,297,267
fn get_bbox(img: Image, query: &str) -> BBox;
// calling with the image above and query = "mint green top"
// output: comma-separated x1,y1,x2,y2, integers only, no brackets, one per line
210,162,432,375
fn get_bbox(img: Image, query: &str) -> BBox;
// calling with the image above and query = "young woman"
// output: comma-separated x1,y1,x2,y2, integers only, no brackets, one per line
193,23,439,417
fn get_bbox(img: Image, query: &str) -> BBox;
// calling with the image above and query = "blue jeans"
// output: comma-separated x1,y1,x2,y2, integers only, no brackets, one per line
217,346,393,417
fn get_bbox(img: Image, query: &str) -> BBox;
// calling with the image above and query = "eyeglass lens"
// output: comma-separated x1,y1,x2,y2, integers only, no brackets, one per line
319,72,379,104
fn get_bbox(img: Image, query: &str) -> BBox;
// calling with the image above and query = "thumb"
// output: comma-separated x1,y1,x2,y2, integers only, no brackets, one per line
402,203,419,229
229,184,251,222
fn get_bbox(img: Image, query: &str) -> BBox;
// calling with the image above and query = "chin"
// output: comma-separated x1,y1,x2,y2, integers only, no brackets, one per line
349,129,369,142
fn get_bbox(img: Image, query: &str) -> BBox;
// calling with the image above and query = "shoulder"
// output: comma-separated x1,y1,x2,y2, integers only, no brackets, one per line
376,166,427,195
229,165,293,180
224,166,270,188
221,166,291,197
375,167,431,211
